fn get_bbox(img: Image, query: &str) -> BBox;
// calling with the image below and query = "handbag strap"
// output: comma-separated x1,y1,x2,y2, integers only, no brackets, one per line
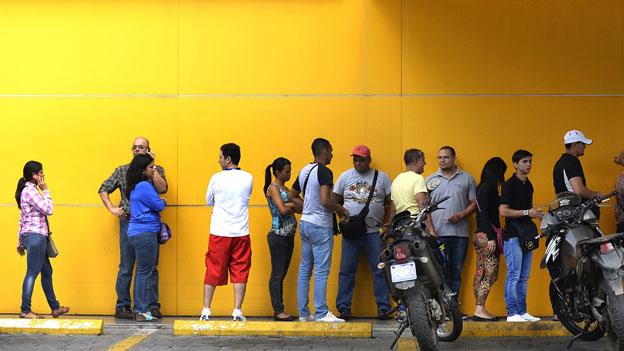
475,187,502,234
302,163,320,196
44,215,52,236
359,170,379,215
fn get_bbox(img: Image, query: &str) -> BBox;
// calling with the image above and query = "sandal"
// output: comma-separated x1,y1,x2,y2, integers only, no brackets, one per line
19,311,42,319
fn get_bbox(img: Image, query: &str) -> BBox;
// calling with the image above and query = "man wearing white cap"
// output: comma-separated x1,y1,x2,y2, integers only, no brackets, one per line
553,129,602,200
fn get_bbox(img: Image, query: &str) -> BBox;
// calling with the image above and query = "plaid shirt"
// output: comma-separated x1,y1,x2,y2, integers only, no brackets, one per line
18,182,53,237
98,163,166,215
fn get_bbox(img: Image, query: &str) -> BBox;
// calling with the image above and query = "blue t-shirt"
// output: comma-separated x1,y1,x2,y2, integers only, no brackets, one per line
128,181,165,236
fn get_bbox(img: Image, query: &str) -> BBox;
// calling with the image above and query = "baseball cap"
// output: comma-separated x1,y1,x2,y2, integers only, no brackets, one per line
350,145,371,158
563,130,592,145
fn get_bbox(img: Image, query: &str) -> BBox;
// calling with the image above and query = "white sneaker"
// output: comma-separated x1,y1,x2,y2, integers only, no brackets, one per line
299,315,315,322
199,314,210,321
317,311,345,323
507,315,528,322
232,309,246,322
520,313,541,322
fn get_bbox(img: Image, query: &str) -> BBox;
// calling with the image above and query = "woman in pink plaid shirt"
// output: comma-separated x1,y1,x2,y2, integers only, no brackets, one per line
15,161,69,319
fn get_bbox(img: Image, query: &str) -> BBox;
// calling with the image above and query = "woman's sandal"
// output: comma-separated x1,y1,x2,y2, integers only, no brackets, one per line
19,311,43,319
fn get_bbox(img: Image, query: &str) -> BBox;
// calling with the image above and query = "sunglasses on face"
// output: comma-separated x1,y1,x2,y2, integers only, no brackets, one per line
132,145,148,151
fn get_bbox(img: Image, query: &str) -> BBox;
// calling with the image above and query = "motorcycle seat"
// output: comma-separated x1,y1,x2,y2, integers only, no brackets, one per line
577,232,624,246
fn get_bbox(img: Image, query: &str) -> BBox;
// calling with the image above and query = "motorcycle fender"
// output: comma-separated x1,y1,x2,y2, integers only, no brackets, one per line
591,249,624,271
603,277,624,296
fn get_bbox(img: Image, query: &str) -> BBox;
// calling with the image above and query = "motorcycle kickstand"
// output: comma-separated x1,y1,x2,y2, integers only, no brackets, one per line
389,320,409,350
565,322,591,351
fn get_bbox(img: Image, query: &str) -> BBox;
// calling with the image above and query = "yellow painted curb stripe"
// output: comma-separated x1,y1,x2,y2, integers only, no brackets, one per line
398,339,420,351
107,329,155,351
173,320,372,338
0,318,103,335
462,321,571,337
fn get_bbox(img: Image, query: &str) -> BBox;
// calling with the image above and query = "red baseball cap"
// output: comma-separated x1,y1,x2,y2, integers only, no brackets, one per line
351,145,371,158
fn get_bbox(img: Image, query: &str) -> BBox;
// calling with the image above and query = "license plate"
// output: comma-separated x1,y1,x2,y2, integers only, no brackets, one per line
390,262,417,283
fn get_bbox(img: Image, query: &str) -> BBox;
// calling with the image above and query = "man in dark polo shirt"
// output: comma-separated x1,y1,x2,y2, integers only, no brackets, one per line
553,129,602,200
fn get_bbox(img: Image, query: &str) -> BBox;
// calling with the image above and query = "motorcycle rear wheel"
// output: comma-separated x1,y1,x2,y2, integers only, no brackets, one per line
437,297,463,342
602,283,624,351
549,281,604,341
407,281,440,351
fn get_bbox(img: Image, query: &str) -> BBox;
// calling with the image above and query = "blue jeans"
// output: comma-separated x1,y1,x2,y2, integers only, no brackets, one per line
297,221,334,319
20,233,60,313
437,236,468,294
336,232,391,314
127,232,158,314
116,220,159,310
503,237,533,316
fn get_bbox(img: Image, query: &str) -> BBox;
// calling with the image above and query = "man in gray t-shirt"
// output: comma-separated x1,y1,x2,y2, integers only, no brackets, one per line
425,146,476,296
333,145,394,320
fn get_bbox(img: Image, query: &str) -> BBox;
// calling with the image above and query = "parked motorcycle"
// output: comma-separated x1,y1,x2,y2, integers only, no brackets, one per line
375,179,462,351
540,191,624,350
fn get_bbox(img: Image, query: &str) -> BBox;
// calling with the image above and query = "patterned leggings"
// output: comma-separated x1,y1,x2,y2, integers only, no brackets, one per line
473,232,499,306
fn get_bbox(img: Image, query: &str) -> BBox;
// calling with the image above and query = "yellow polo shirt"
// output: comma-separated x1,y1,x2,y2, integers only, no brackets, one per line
391,171,427,215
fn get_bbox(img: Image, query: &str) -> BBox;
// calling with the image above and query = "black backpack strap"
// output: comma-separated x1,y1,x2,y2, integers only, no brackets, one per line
302,163,319,197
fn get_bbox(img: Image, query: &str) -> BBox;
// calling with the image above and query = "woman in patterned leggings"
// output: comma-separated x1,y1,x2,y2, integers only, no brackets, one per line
472,157,507,321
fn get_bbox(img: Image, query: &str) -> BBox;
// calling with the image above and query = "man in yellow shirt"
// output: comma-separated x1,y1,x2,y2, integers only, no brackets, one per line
391,149,436,235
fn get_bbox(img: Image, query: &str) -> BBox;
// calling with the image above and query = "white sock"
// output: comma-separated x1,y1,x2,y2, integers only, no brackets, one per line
201,307,211,316
233,308,243,316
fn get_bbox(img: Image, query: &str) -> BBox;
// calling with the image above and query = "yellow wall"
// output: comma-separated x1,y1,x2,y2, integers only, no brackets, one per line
0,0,622,317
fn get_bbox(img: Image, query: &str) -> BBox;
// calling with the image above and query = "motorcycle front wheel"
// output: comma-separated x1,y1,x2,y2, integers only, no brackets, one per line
406,281,440,351
549,281,604,341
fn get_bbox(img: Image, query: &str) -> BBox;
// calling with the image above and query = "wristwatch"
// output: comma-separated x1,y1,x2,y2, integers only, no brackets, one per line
523,209,529,216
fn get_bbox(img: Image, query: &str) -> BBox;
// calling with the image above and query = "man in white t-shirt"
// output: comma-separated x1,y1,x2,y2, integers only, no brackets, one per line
333,145,394,320
200,143,253,322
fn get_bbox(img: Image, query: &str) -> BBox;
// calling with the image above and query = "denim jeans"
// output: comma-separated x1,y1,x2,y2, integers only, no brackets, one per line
336,232,391,314
268,233,295,314
116,219,160,310
297,221,334,319
20,233,60,313
437,236,468,294
503,237,533,316
127,232,158,314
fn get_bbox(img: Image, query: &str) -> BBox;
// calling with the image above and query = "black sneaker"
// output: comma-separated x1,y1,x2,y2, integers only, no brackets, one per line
115,306,134,319
338,310,353,321
150,307,162,318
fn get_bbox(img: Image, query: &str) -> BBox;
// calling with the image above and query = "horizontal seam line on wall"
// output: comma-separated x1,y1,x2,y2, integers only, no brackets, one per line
0,93,623,98
0,203,617,208
0,203,270,208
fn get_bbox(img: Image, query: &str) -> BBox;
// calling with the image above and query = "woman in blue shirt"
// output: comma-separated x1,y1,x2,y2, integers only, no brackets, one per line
126,154,165,322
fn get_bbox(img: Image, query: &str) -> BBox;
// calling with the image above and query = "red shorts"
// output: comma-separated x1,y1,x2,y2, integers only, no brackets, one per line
204,234,252,286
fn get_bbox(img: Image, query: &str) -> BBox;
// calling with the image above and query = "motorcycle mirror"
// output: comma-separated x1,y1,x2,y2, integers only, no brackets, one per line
426,178,441,192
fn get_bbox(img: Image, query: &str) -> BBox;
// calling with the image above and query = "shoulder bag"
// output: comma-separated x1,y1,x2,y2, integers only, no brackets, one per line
338,171,379,240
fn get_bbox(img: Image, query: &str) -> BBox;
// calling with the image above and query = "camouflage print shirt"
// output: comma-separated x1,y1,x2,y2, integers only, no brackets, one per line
98,163,166,215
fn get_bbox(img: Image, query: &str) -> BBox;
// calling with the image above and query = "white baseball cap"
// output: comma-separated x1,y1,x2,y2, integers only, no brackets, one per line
563,130,592,145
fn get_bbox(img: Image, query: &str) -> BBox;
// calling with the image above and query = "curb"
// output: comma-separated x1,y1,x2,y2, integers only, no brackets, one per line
0,318,103,335
462,320,570,337
173,320,372,338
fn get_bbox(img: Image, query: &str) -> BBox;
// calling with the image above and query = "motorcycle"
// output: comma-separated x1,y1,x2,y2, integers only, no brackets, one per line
540,191,624,350
374,179,462,351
